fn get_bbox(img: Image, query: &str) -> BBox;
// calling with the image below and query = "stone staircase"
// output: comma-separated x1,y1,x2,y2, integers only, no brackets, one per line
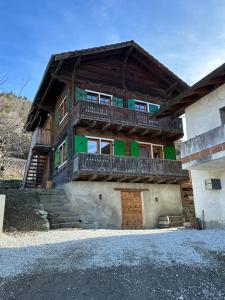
38,189,81,229
1,187,81,231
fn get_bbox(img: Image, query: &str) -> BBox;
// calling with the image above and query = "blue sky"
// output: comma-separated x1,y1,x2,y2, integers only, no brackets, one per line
0,0,225,100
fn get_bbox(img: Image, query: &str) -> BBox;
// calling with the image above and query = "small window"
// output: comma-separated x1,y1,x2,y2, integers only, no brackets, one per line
87,92,98,103
100,95,111,105
58,96,68,124
135,101,148,112
152,145,163,159
58,141,67,166
139,144,151,158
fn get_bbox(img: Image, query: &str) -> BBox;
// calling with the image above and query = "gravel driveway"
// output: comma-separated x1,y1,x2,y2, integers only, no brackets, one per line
0,228,225,299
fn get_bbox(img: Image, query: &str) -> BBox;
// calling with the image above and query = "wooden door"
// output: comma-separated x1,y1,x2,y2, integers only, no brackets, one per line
121,191,143,229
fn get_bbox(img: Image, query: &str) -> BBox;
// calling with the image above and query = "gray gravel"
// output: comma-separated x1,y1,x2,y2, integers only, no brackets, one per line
1,228,225,299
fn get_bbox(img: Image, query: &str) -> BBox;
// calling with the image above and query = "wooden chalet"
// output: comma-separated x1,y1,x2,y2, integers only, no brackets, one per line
23,40,189,188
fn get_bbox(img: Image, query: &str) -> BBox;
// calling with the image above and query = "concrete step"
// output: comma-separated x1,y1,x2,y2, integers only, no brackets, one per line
48,211,77,218
49,216,80,224
51,222,81,229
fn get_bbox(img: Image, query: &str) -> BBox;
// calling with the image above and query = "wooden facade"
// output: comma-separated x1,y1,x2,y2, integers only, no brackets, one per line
23,41,189,188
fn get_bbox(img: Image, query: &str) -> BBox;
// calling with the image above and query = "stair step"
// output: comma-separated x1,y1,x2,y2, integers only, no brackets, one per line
48,211,77,218
51,222,81,229
49,216,80,224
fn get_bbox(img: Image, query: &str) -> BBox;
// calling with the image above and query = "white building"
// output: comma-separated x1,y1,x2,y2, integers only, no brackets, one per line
156,64,225,228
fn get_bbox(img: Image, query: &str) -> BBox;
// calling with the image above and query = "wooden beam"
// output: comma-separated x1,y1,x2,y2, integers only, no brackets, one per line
103,175,113,182
121,46,133,90
140,129,150,136
90,121,97,128
128,127,136,135
117,177,127,182
130,176,141,183
101,122,111,131
88,175,97,181
116,124,125,132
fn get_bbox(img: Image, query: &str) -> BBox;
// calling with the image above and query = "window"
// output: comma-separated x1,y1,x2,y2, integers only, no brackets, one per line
139,144,151,158
100,95,111,105
86,90,112,105
58,140,67,167
135,101,148,112
88,139,99,154
87,92,98,103
58,96,68,124
87,137,113,155
220,106,225,124
152,145,163,159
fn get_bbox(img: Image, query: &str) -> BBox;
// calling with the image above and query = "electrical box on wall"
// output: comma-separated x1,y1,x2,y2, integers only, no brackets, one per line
205,178,221,190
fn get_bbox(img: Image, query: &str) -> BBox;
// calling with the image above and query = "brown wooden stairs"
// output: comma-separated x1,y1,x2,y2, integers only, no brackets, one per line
22,150,49,188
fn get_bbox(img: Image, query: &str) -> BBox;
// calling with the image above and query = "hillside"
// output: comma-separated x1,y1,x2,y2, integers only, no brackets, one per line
0,92,32,179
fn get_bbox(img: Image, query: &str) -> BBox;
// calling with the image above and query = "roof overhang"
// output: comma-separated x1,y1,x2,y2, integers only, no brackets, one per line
155,63,225,119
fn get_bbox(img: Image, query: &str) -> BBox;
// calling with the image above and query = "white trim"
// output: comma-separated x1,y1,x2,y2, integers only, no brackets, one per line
137,141,164,159
133,99,160,113
58,160,67,169
59,95,67,107
58,140,66,149
85,89,113,98
59,112,68,125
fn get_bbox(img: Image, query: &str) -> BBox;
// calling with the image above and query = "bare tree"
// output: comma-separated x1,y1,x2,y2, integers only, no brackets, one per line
0,76,31,178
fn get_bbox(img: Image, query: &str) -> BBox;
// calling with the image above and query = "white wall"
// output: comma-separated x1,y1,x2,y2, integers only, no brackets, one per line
191,169,225,228
64,181,182,229
185,83,225,139
0,195,5,234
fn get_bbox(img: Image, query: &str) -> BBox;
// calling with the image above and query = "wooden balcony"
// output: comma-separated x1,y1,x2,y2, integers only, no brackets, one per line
73,153,189,183
31,127,51,150
73,101,183,140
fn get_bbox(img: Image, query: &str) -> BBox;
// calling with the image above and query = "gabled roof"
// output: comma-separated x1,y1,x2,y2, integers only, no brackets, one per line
155,62,225,118
25,40,189,130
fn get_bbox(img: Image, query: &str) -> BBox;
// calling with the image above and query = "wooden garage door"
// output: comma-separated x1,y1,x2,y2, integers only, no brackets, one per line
121,191,143,229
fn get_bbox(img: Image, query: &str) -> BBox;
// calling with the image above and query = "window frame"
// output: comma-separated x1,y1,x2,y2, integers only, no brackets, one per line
134,99,160,113
137,141,164,159
58,140,67,168
58,96,68,125
85,89,112,106
86,136,114,155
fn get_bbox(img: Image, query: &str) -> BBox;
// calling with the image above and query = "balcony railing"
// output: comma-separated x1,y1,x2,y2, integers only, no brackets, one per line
181,125,225,158
31,127,51,148
73,153,188,182
74,101,183,134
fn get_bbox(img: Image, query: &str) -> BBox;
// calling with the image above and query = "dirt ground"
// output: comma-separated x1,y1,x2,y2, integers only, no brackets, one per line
0,228,225,300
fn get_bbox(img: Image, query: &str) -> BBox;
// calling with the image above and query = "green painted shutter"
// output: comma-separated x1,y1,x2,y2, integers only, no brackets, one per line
65,137,68,160
149,103,160,114
66,95,69,112
128,99,136,110
56,111,60,126
130,141,139,157
163,145,176,160
112,96,124,108
75,87,87,102
114,140,125,156
74,135,88,155
54,148,60,168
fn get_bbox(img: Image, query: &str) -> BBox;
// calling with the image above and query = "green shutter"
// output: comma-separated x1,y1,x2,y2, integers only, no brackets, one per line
163,145,176,160
130,141,139,157
114,140,125,156
128,99,136,110
74,135,88,155
54,148,60,168
75,87,87,102
65,137,68,160
66,95,69,112
112,96,124,108
56,111,60,126
149,103,160,114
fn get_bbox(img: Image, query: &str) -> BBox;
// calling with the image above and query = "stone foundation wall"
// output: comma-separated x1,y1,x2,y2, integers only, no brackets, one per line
0,189,50,232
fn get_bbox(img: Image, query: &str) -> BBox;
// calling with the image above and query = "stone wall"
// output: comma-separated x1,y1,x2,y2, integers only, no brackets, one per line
1,189,50,232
